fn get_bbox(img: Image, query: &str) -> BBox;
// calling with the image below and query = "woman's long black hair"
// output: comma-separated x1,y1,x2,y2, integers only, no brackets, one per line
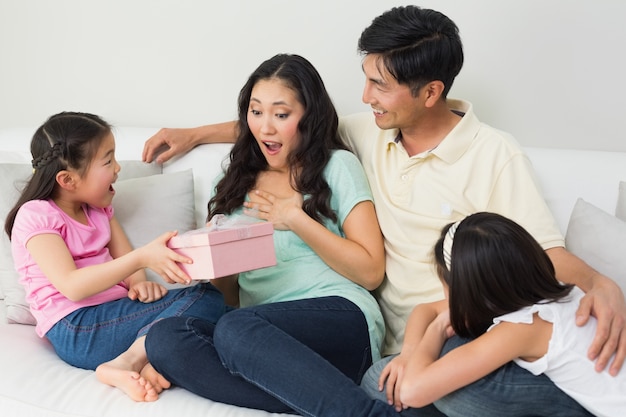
207,54,347,224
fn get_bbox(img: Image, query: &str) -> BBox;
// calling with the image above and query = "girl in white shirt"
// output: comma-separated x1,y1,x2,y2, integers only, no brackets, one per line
386,212,624,417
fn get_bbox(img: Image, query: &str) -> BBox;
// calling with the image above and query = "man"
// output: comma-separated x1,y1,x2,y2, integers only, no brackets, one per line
143,6,625,416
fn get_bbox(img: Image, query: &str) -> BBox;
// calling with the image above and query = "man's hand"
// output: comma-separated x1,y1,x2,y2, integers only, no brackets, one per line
142,128,198,164
142,122,237,163
548,247,626,375
576,273,626,376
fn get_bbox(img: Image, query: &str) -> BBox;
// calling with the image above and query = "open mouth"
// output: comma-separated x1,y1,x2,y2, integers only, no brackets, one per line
263,141,282,154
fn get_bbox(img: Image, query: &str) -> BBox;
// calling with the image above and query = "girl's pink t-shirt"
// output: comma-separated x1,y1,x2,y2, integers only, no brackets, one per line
11,200,128,337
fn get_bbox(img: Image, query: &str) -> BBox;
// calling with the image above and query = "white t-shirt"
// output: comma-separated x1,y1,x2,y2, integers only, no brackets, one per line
492,287,626,417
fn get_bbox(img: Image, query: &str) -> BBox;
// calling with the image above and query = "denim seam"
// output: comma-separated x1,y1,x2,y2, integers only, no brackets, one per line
58,284,208,337
137,285,210,337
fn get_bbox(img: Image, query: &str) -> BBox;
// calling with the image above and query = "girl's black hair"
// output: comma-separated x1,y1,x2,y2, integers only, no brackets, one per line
4,112,111,238
433,212,574,338
208,54,347,224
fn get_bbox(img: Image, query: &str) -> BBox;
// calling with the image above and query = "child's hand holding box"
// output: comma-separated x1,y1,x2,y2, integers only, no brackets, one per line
167,216,276,280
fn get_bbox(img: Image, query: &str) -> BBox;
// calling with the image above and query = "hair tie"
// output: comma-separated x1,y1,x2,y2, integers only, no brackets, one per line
442,220,461,271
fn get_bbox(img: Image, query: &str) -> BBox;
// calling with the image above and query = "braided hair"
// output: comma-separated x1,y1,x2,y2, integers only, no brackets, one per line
31,142,64,171
4,112,111,238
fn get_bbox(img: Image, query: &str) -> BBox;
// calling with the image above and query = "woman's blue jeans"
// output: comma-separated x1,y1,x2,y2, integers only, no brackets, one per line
46,282,226,370
145,296,400,417
360,335,594,417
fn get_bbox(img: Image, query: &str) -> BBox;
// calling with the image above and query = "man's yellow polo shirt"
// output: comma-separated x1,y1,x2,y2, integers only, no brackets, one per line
338,99,563,355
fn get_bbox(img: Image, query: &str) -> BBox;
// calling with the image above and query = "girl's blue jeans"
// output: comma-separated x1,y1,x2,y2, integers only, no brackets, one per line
46,282,226,370
360,335,594,417
145,296,400,417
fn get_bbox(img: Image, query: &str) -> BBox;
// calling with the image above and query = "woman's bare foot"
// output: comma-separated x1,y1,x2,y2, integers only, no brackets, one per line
140,362,171,393
96,362,159,402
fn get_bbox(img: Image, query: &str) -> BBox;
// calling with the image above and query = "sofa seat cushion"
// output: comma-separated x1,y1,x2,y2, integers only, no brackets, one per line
0,301,288,416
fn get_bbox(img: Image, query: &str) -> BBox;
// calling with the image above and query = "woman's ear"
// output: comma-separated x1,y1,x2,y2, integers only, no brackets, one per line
55,170,77,191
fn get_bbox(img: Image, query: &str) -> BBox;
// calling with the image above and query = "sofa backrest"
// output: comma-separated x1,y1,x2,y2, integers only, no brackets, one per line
525,147,626,233
2,126,626,235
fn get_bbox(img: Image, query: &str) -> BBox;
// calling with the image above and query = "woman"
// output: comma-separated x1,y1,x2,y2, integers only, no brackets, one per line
144,54,398,417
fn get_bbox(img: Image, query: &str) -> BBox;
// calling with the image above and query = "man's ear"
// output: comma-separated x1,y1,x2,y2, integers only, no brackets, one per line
423,81,445,108
56,170,78,191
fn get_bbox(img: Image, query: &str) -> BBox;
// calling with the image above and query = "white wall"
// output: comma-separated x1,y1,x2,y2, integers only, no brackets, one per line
1,0,625,151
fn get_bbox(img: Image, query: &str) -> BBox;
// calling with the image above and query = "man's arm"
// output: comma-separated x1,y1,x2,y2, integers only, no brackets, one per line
547,246,626,375
142,121,238,163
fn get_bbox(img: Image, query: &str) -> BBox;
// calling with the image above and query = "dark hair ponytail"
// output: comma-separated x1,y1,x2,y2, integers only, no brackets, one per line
4,112,111,238
434,212,573,338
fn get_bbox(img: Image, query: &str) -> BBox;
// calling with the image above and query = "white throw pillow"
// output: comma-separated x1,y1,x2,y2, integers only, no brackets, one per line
565,198,626,293
616,181,626,222
112,169,197,285
0,163,195,325
0,164,32,318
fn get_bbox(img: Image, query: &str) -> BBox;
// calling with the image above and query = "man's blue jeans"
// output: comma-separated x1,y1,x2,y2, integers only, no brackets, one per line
360,335,594,417
46,282,226,370
145,296,400,417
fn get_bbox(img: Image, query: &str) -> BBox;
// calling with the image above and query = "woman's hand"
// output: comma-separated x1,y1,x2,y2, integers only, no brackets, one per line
128,281,168,303
244,187,384,290
243,189,304,230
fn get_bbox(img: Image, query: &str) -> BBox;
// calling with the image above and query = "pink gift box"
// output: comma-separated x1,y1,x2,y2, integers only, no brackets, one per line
168,222,276,280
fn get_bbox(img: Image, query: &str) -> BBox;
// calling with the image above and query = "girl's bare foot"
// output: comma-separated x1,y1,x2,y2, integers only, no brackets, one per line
96,362,159,402
140,362,171,393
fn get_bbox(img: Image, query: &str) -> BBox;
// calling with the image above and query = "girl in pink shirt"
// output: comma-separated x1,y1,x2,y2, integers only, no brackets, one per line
4,112,226,402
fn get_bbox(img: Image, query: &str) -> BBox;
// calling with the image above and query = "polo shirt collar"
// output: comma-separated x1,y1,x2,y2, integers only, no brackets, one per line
383,99,480,161
430,99,480,164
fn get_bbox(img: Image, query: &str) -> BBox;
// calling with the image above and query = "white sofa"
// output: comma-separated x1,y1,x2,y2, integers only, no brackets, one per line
1,125,626,417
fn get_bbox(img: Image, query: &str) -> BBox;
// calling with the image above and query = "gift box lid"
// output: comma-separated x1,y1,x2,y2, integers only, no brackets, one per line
168,221,274,248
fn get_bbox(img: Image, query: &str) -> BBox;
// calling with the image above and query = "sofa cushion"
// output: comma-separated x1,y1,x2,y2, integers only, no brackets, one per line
0,163,196,325
565,198,626,293
111,169,197,284
0,303,286,417
616,181,626,222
